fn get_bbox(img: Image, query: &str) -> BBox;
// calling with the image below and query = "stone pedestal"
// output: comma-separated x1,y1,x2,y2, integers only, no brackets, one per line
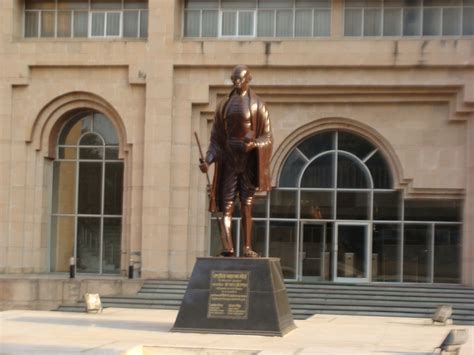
171,257,296,336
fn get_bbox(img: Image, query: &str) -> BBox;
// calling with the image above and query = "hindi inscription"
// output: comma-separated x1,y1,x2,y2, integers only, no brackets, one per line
207,270,249,319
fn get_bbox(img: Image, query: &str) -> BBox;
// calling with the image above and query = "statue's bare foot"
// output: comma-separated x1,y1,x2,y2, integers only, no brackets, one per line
219,249,234,257
243,247,258,258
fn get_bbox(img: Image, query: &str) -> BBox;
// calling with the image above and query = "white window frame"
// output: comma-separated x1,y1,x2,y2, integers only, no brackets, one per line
183,0,332,39
23,0,148,39
343,0,473,39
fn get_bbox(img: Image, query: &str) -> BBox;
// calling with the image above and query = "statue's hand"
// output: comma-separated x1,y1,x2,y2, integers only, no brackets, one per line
199,159,209,173
243,140,256,152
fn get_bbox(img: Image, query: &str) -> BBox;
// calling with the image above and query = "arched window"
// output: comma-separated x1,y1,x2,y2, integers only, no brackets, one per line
210,129,462,284
50,112,123,274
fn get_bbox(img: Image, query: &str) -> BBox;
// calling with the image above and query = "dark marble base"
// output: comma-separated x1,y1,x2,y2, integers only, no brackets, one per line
171,257,296,337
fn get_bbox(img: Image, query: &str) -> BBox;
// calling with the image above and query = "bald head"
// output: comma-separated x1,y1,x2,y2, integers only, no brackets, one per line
230,65,252,95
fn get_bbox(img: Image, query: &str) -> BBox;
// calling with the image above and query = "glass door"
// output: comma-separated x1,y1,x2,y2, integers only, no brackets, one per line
300,222,331,281
335,222,370,282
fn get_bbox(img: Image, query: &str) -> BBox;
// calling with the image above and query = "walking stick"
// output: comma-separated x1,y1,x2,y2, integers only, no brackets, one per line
194,132,231,255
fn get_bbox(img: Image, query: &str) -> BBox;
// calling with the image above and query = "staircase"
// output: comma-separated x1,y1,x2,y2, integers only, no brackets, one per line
57,280,474,325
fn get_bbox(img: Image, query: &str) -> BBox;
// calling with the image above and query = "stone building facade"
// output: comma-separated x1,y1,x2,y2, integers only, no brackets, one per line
0,0,473,296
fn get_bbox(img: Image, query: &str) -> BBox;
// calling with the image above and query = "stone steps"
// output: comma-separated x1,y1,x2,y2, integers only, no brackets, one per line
56,280,474,324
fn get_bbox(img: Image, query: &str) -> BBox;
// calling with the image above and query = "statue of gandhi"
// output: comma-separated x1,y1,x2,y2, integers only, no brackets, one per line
199,65,273,257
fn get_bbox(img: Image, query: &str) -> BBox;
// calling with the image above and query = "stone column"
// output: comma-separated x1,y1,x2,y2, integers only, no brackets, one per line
463,116,474,286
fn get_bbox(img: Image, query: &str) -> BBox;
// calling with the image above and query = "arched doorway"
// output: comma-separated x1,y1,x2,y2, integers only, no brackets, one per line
210,129,462,283
50,111,124,274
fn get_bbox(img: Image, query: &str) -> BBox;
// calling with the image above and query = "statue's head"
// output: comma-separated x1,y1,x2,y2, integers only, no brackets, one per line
230,65,252,95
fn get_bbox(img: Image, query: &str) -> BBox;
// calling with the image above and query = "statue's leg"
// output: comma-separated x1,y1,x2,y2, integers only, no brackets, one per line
219,165,237,256
220,202,234,256
241,202,258,257
240,173,258,258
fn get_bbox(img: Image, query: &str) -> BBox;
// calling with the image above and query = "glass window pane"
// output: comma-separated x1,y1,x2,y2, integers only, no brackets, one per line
186,0,219,9
106,12,121,36
383,8,402,36
41,11,55,37
345,9,362,36
442,7,461,35
58,147,77,159
252,221,267,257
26,0,55,9
314,9,330,36
404,199,462,222
259,0,292,8
123,11,139,37
373,191,401,220
105,147,119,159
91,0,122,10
336,191,369,220
202,10,218,36
364,8,382,36
295,9,313,36
269,221,297,279
221,0,257,9
25,11,39,37
296,0,330,8
403,8,421,36
58,0,89,10
276,9,293,36
124,0,148,9
300,190,334,219
92,12,106,36
338,131,375,160
76,217,101,273
50,216,75,272
257,10,274,36
279,149,306,187
463,7,474,35
403,224,430,282
297,131,335,160
52,161,76,214
78,162,103,214
139,10,148,37
185,10,201,37
104,163,124,215
337,224,368,278
80,147,104,160
80,133,103,146
365,151,392,189
302,222,333,281
423,8,441,36
252,194,267,218
58,11,72,37
238,11,254,35
337,155,369,189
270,189,297,218
93,113,119,144
102,218,122,274
372,224,400,282
301,153,334,188
59,115,92,145
434,225,461,283
73,11,89,37
222,11,237,35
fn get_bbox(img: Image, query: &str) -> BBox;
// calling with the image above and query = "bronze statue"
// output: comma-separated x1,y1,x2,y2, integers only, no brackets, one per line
199,65,273,257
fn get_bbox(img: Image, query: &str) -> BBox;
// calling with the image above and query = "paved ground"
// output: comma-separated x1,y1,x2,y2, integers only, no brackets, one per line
0,308,472,354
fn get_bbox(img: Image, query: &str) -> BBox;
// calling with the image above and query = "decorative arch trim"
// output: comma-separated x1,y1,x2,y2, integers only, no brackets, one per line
272,117,408,189
27,91,128,159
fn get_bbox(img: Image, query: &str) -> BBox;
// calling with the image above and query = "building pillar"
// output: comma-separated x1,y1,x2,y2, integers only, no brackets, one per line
462,117,474,286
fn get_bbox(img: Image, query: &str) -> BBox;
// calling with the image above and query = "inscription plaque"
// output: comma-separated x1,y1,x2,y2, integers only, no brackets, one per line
207,270,249,319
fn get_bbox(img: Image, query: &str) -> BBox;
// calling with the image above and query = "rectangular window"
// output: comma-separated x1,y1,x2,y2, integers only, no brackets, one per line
184,0,330,38
344,0,472,38
24,0,148,39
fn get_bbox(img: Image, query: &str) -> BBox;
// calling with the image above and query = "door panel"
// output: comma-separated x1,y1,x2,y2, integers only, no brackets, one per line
336,223,369,281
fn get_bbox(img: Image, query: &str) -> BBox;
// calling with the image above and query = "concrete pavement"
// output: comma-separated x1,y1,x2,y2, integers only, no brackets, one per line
0,308,472,354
